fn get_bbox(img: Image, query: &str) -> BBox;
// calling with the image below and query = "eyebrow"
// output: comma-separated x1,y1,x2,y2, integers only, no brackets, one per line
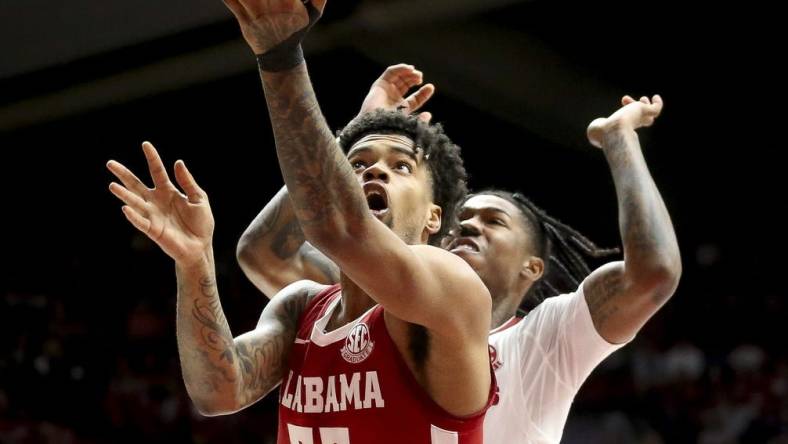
461,207,512,218
347,145,418,162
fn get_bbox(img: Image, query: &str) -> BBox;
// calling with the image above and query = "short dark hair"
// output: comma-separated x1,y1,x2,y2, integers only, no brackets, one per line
468,189,619,308
338,110,468,244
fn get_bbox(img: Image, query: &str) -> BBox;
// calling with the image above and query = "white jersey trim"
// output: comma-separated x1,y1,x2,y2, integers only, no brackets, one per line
310,293,378,347
430,424,459,444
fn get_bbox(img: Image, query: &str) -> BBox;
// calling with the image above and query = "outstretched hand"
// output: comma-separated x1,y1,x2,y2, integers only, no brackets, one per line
107,142,215,267
587,95,663,148
359,64,435,123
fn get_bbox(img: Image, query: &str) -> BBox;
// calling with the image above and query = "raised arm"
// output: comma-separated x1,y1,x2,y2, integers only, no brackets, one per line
237,185,339,297
225,0,489,335
106,143,313,415
583,95,682,344
236,64,434,297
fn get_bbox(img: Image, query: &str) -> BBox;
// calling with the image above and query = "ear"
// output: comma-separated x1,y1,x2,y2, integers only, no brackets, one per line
425,204,442,235
520,256,545,282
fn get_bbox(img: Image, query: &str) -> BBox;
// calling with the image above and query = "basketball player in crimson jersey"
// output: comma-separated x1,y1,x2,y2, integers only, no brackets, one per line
237,63,682,442
107,1,496,443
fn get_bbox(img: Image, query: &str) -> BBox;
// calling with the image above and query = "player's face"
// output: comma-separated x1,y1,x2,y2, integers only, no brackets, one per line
347,134,440,244
444,194,531,289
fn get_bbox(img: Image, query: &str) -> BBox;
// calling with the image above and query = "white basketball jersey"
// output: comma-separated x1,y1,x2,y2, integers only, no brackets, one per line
484,281,628,443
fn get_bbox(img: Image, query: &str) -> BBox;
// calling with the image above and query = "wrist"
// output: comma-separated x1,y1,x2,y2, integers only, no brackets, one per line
256,45,305,73
602,118,636,136
600,121,639,150
176,248,214,274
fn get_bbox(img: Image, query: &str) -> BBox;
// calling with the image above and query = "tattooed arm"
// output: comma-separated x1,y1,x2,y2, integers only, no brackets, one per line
262,63,488,331
583,95,682,344
218,0,489,337
237,186,339,298
177,259,317,415
236,65,434,297
107,143,313,415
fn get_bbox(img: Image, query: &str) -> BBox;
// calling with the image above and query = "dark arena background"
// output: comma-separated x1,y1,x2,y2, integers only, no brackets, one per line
0,1,784,443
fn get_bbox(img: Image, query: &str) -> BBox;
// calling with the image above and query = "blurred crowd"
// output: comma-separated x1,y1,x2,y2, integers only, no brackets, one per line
2,246,785,444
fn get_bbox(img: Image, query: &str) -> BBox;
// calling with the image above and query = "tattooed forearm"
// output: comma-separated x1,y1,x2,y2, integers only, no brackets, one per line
175,249,311,414
238,185,341,289
272,221,340,282
584,128,681,342
201,348,236,386
272,218,306,259
260,65,367,235
602,129,681,294
256,198,282,241
243,186,287,244
191,276,233,352
175,256,243,413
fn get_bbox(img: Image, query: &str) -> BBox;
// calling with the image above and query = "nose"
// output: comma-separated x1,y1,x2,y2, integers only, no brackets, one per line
363,163,389,183
459,217,482,237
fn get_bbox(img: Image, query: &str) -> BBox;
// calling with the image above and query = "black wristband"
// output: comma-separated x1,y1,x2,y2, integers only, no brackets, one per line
257,45,304,72
255,1,320,72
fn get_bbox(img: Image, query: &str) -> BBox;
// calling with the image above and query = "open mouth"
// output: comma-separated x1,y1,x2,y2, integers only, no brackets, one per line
363,182,389,218
449,238,481,254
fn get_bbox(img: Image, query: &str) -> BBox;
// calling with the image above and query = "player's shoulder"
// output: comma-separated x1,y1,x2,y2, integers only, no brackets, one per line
529,284,586,317
508,285,591,345
269,280,339,323
278,280,336,301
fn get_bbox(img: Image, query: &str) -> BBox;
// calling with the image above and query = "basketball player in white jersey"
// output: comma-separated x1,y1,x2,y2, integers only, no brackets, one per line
238,65,682,443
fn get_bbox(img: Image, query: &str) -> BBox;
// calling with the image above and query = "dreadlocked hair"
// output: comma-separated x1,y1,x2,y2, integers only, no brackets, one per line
471,189,620,310
338,110,468,245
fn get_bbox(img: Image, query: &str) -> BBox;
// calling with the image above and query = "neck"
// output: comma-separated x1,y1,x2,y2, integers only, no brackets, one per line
488,279,532,329
480,275,531,330
326,274,377,331
490,293,522,330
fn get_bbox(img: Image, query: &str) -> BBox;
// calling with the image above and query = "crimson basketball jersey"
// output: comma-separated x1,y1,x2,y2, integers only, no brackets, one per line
277,284,496,444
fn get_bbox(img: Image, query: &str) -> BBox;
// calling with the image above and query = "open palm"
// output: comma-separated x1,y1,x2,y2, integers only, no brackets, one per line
107,142,215,266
